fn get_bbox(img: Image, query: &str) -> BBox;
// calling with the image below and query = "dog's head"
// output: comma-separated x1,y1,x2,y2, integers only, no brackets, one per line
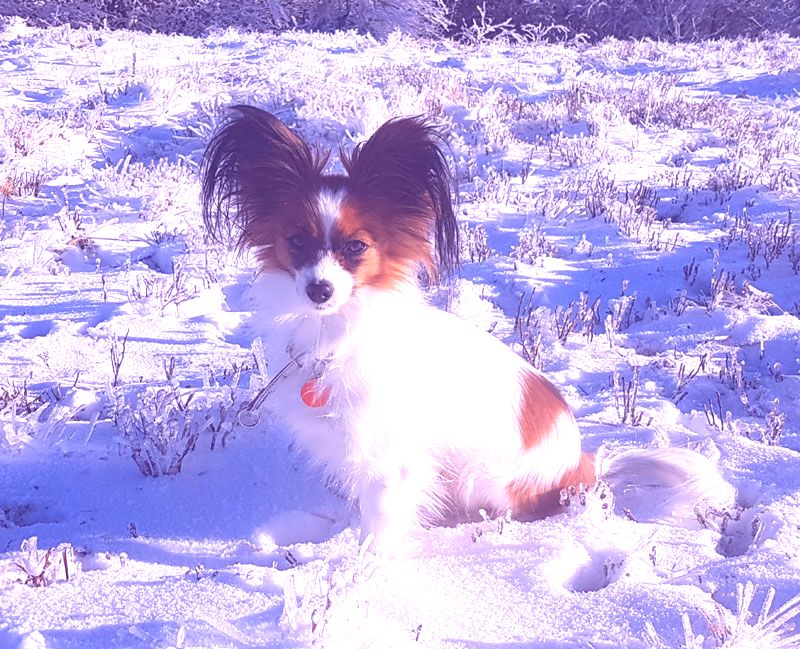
201,106,458,315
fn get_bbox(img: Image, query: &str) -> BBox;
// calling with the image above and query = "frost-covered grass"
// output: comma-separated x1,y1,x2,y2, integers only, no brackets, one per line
0,17,799,649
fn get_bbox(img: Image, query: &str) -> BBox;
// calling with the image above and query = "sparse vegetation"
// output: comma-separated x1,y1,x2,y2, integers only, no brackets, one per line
511,224,557,265
0,15,798,648
459,222,492,263
112,377,241,477
127,265,199,316
6,0,799,41
13,536,79,587
612,365,645,426
110,354,243,476
645,581,800,649
514,292,547,369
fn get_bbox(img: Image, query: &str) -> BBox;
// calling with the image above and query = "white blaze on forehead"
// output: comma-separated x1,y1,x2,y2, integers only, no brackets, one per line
304,252,344,282
316,187,346,246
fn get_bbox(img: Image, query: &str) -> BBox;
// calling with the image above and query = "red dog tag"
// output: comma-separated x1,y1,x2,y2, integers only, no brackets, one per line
301,378,331,408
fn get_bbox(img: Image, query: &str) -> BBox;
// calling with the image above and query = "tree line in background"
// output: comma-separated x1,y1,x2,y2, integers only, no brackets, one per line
1,0,798,42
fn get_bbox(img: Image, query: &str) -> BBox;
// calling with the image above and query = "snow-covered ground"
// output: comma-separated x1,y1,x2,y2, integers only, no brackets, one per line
1,17,800,648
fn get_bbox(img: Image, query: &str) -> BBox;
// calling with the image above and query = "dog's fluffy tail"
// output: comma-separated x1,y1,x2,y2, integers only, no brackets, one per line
597,446,737,526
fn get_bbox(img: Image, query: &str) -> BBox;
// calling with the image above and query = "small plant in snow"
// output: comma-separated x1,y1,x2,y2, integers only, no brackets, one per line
572,233,594,256
109,330,129,388
646,226,680,253
514,292,548,370
547,133,602,167
704,258,737,313
14,536,80,587
608,182,659,240
718,351,747,396
666,290,693,317
458,3,518,45
1,176,13,217
280,561,340,641
128,264,199,316
703,391,730,432
1,381,49,450
612,365,645,426
0,380,45,416
53,205,84,236
725,209,795,270
459,222,492,263
112,362,242,476
473,99,518,153
15,171,45,197
471,166,513,204
471,508,512,542
204,366,242,451
526,187,575,221
707,163,755,201
763,400,786,446
113,382,200,477
683,257,699,284
545,292,601,344
751,212,794,270
674,353,707,404
645,581,800,649
583,174,665,246
511,224,557,265
551,302,580,342
111,374,237,477
145,225,180,247
722,209,753,251
584,170,617,219
606,284,638,334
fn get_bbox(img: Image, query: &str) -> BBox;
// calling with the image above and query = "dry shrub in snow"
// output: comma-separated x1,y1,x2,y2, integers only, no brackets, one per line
12,536,79,587
644,581,800,649
111,378,240,477
0,381,45,450
511,224,557,265
459,222,491,263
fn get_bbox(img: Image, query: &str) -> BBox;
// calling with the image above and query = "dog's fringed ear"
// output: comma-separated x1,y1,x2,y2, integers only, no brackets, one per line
201,105,328,249
342,117,460,279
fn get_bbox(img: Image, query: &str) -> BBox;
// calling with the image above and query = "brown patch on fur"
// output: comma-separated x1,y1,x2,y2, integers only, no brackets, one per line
200,105,329,257
341,116,459,278
250,201,322,275
518,369,571,451
506,452,597,520
333,199,432,289
201,109,459,281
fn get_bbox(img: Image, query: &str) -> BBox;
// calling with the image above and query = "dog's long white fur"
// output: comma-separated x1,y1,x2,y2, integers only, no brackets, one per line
252,270,735,547
203,108,736,551
599,447,736,526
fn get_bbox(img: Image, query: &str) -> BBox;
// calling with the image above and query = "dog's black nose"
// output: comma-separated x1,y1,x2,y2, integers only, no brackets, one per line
306,280,334,304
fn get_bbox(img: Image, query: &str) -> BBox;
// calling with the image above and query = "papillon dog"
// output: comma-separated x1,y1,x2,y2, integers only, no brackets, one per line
201,106,735,549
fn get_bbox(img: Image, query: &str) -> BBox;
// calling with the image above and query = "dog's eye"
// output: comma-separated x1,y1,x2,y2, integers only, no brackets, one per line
343,240,367,256
288,233,308,249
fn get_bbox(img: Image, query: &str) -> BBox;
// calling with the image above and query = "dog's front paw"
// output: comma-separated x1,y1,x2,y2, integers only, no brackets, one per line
359,524,423,558
358,479,424,555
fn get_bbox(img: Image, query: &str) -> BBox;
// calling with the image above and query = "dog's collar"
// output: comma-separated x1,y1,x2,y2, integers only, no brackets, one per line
238,346,332,427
